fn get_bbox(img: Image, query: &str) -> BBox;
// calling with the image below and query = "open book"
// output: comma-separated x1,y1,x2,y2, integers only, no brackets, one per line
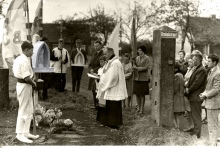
87,73,100,79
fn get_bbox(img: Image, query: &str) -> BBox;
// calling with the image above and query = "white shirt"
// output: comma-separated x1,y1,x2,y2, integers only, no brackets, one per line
13,54,34,79
51,47,70,73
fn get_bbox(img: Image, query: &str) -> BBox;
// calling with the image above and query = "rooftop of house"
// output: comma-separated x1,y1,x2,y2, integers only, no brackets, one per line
189,16,220,45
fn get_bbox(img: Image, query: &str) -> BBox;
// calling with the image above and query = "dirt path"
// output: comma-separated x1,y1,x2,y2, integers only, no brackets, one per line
0,67,133,146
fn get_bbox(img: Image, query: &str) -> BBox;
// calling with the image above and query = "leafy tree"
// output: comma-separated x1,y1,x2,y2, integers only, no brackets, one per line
158,0,199,51
84,4,117,45
121,39,153,56
0,0,6,17
117,0,164,53
54,15,92,49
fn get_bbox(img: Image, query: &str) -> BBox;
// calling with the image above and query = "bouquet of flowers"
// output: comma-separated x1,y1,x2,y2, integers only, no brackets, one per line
34,104,73,131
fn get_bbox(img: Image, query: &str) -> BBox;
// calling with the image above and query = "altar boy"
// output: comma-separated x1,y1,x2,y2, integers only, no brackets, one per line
13,41,39,143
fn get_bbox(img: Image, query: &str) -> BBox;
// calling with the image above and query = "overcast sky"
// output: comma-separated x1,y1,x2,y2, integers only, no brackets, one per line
28,0,220,23
0,0,220,43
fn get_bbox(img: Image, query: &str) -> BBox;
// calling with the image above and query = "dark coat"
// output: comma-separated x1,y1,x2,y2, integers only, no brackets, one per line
88,50,104,73
187,64,207,102
88,49,104,90
71,48,87,64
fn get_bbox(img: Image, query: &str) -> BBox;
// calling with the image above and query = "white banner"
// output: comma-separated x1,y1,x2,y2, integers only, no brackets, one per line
108,23,120,57
2,0,27,68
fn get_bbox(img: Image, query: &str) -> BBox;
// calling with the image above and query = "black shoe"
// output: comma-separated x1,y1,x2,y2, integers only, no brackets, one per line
197,134,201,139
183,128,193,132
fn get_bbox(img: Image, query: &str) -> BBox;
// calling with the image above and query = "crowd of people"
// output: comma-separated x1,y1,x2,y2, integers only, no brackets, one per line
175,50,220,145
12,38,220,145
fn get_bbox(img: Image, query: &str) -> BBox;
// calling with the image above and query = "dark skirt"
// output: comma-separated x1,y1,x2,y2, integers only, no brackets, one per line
96,100,122,127
96,106,108,125
133,81,149,95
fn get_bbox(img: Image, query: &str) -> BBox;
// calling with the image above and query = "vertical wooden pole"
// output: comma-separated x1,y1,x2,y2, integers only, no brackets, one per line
26,0,37,135
0,68,9,109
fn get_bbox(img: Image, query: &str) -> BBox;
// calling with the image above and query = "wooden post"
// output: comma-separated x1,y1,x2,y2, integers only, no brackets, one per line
151,26,177,127
0,68,9,109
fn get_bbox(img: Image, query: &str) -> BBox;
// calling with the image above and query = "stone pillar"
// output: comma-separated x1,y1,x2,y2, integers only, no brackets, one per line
0,68,9,109
151,26,177,127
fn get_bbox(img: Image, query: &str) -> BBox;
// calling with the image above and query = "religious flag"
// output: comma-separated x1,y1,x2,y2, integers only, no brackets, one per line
130,15,137,58
107,23,120,57
2,0,28,68
31,0,42,36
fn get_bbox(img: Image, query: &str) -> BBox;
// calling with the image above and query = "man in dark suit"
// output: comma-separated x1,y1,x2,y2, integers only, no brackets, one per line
71,39,87,92
185,53,207,138
88,40,104,109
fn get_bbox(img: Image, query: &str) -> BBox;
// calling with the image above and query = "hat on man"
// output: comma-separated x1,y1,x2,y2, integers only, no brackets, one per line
58,38,64,42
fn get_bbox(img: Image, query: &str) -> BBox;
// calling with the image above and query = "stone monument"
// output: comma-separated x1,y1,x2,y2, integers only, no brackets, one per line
151,26,178,127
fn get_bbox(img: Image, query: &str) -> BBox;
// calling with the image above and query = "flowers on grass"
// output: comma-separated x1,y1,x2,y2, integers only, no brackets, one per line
34,104,73,129
64,119,73,127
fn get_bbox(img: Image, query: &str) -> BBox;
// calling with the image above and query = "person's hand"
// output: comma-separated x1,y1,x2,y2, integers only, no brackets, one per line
33,82,37,89
199,93,207,100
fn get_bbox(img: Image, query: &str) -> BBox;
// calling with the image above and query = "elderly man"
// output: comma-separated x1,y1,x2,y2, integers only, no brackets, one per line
185,53,207,138
96,47,127,128
200,54,220,146
13,41,39,143
51,38,70,92
71,39,87,92
88,40,104,109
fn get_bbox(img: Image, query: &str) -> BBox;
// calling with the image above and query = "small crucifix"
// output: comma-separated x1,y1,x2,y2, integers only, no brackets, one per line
57,20,66,39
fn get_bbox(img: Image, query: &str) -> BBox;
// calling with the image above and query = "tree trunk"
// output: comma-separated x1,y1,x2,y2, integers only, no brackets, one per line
181,29,186,51
0,68,9,109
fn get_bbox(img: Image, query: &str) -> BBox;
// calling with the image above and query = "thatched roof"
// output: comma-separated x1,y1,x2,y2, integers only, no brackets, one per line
189,16,220,45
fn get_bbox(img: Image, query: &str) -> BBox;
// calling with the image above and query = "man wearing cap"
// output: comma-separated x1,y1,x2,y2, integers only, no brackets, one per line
71,39,87,92
51,38,70,92
13,41,39,143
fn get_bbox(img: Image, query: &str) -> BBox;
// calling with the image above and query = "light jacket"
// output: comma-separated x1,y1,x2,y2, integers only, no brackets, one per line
203,66,220,109
134,54,150,81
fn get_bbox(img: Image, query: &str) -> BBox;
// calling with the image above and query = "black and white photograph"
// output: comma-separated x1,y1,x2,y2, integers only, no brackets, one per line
0,0,220,146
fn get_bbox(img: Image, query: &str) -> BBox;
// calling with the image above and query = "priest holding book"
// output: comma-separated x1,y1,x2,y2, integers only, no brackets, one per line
96,47,127,129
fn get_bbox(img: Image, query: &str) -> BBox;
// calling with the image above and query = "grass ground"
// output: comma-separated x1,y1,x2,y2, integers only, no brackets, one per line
0,55,211,146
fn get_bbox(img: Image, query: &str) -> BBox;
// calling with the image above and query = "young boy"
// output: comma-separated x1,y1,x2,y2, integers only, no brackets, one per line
13,41,39,143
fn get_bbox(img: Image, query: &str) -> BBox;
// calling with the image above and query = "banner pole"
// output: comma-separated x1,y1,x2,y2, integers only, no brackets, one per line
26,0,37,135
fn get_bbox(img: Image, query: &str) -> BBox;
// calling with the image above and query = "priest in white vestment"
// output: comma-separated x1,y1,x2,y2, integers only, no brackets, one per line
97,47,127,128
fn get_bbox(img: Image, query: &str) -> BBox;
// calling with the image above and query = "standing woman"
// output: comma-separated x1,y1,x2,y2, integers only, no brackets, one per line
133,45,150,114
123,53,133,108
173,62,186,129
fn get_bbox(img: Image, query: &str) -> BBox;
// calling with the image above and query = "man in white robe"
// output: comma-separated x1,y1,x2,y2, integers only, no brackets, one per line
13,41,39,143
51,38,70,92
96,47,127,128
